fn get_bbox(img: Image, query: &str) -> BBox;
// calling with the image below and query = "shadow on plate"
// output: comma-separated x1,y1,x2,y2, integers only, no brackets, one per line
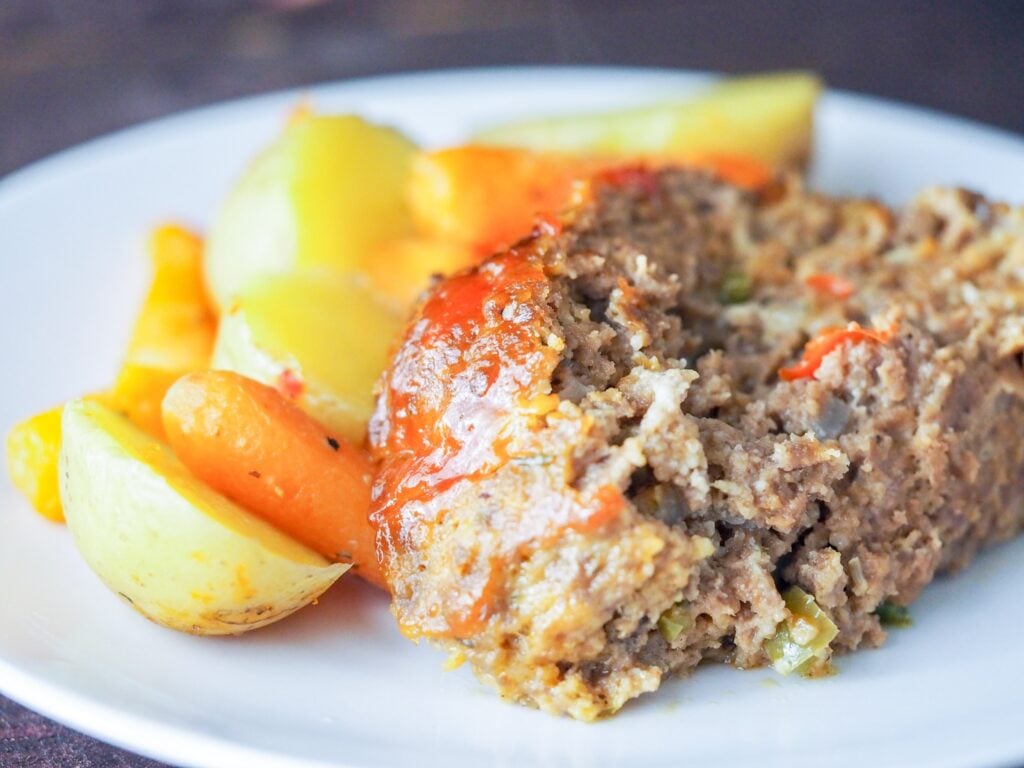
231,575,395,647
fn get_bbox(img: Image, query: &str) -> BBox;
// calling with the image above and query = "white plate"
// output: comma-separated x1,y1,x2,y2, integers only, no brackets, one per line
2,67,1024,768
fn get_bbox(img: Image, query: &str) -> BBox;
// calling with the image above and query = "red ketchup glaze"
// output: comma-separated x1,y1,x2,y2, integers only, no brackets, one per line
779,322,896,381
369,251,555,496
369,242,626,639
531,210,563,238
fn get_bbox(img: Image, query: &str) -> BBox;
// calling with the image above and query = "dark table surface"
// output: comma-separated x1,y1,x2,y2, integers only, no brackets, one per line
1,1,1022,766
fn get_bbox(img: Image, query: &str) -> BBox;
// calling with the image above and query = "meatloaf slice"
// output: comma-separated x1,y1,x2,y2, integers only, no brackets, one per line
368,167,1024,720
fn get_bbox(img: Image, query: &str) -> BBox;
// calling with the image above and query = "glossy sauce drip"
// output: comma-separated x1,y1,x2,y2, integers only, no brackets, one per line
369,239,627,639
370,249,556,548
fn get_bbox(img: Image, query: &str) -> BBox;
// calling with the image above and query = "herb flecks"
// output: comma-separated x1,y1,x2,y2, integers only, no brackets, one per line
511,454,554,466
720,270,752,304
875,600,912,628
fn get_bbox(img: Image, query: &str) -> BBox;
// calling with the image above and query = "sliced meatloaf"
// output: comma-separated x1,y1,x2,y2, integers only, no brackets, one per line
368,167,1024,720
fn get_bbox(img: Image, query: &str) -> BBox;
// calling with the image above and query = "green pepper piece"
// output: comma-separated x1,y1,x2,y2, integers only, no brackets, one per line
875,600,912,628
510,454,554,466
764,586,839,675
657,604,694,643
720,270,752,304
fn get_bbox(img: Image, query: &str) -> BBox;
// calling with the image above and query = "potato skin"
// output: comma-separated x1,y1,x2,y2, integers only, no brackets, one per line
60,399,346,635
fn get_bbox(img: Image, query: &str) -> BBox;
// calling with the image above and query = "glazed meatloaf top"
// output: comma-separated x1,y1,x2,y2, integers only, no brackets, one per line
368,167,1024,719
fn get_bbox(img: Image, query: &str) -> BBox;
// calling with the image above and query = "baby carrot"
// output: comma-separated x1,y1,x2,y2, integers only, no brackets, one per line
162,370,385,588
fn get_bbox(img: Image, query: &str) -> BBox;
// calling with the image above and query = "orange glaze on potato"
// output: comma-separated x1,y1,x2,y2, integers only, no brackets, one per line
369,234,627,638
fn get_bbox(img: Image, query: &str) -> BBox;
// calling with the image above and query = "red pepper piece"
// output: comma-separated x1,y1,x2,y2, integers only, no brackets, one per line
805,273,855,300
780,322,895,381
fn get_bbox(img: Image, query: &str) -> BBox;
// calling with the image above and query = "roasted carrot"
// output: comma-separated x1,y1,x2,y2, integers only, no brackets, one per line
408,146,772,260
162,370,385,587
6,406,65,523
127,224,216,372
686,152,772,190
408,145,601,257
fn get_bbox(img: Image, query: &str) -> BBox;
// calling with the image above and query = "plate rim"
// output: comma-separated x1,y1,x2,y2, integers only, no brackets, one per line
2,64,1024,768
3,64,1023,191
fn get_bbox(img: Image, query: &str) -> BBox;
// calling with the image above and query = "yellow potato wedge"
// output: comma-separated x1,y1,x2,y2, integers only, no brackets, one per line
211,270,404,442
205,114,417,310
474,71,822,169
59,398,347,635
